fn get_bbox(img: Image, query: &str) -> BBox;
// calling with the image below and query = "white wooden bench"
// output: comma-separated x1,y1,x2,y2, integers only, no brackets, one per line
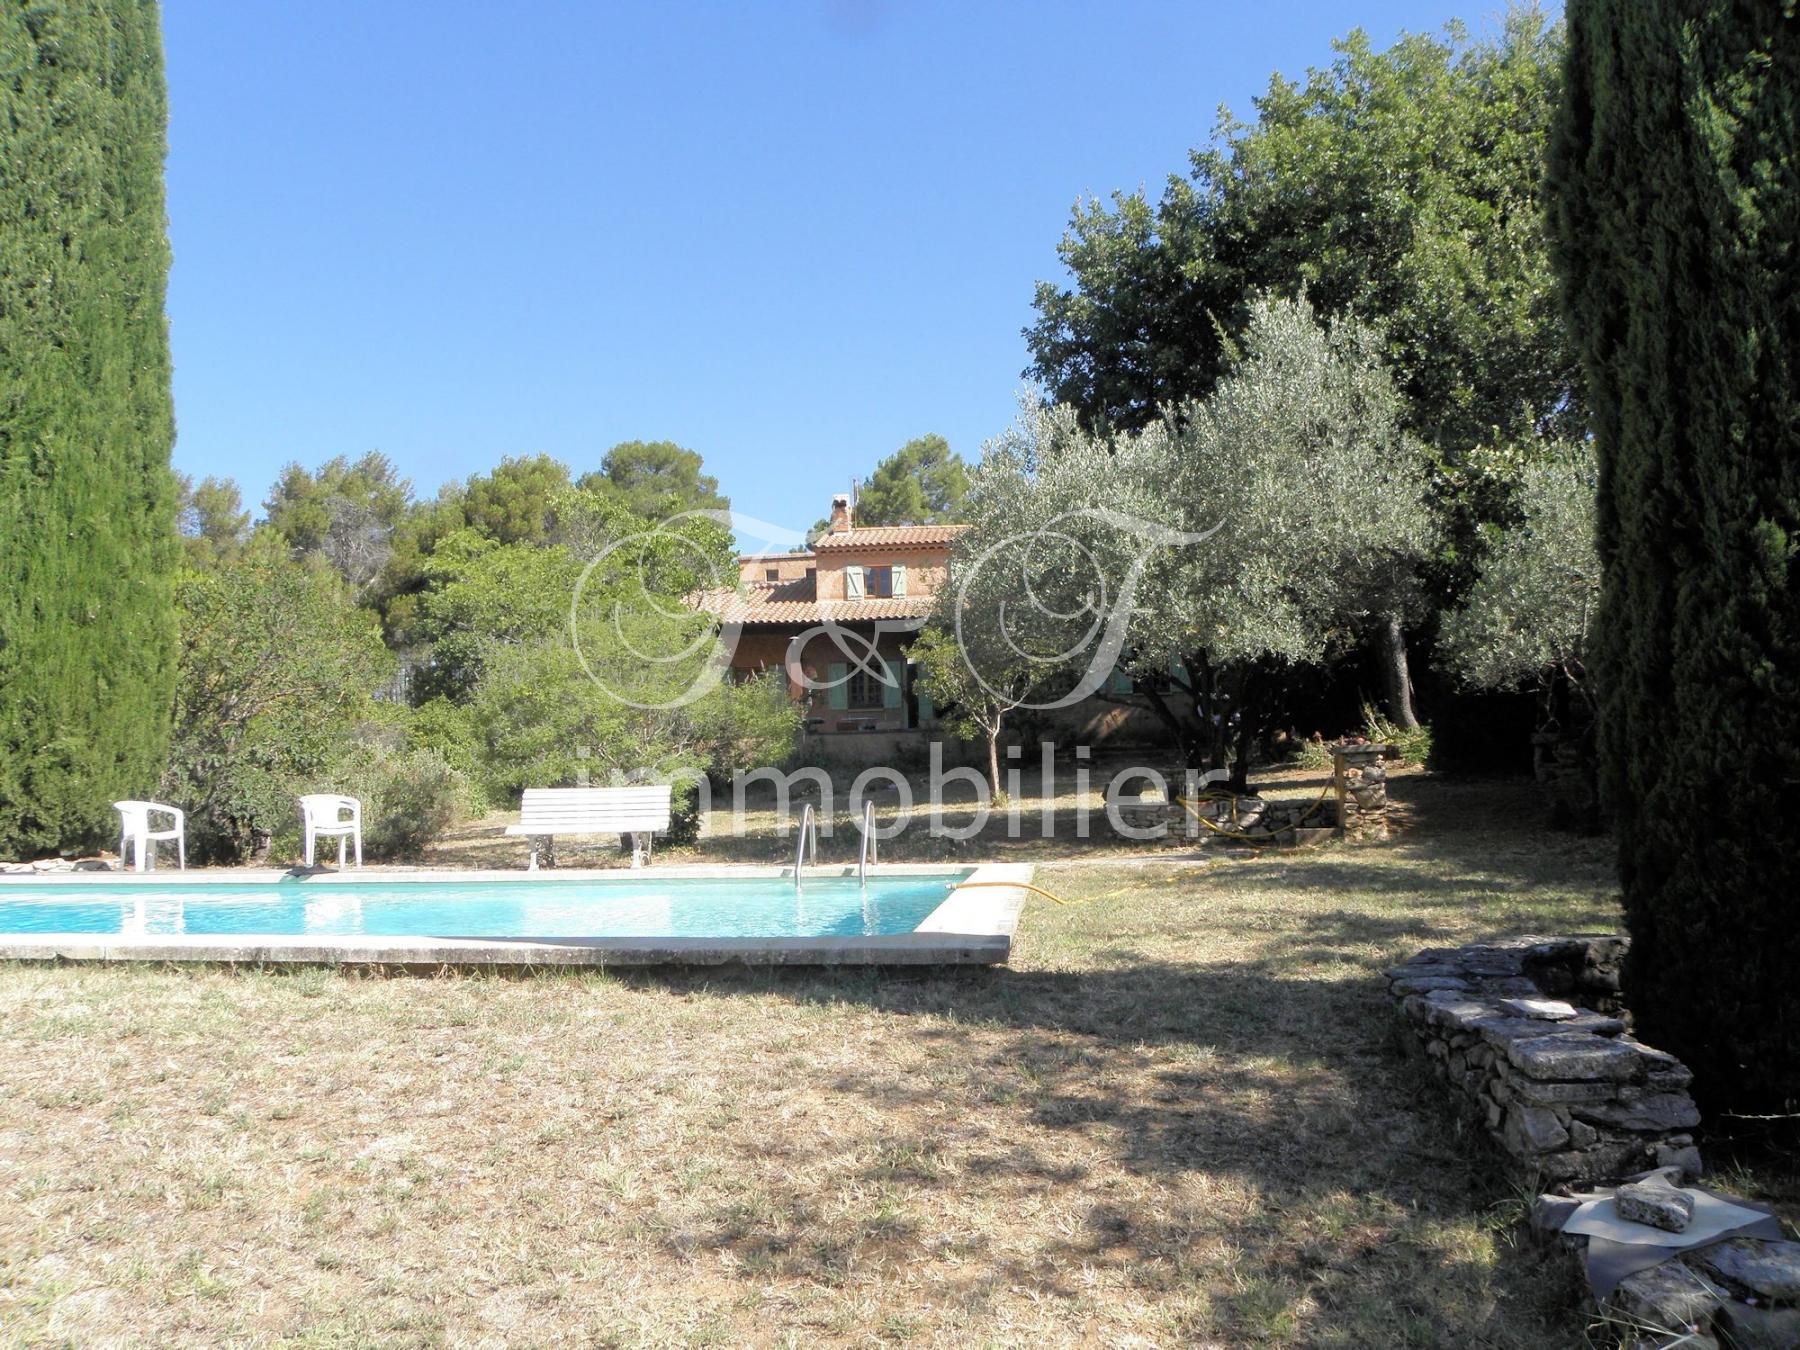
504,786,673,870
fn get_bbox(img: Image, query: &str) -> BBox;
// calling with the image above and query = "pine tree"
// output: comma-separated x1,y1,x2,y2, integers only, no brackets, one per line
0,2,179,856
1550,2,1799,1111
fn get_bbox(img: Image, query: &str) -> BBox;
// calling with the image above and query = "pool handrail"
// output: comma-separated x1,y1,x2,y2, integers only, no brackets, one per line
857,799,876,890
794,801,818,891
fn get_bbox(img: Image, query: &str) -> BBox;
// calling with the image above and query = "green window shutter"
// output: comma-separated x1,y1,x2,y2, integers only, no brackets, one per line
845,566,865,599
828,662,848,710
892,563,907,597
1108,667,1134,695
882,658,902,709
916,678,935,722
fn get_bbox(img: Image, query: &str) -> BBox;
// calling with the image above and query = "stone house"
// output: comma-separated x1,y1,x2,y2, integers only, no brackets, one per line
694,494,962,739
693,493,1185,760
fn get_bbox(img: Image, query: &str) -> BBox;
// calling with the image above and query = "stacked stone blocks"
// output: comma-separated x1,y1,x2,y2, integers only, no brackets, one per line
1388,935,1703,1184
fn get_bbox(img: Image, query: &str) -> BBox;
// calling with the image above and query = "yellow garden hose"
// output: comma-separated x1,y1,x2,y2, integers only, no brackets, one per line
948,878,1128,906
947,875,1220,906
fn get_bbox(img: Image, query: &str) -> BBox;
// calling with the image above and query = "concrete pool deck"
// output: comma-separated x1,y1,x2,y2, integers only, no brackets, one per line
0,862,1033,968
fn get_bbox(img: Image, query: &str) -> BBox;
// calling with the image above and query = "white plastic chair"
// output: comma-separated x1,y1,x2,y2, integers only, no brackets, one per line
299,794,363,869
114,800,185,873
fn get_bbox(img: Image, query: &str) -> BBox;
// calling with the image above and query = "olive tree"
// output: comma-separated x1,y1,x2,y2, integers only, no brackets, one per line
957,296,1435,787
1440,441,1599,704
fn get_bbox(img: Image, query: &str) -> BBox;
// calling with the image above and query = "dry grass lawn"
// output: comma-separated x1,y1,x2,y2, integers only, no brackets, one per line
3,774,1792,1347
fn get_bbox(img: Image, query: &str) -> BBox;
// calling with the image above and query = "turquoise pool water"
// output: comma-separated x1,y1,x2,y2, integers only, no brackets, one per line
0,874,971,940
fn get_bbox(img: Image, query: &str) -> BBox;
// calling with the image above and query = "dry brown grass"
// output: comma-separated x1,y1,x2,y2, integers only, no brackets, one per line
2,774,1789,1347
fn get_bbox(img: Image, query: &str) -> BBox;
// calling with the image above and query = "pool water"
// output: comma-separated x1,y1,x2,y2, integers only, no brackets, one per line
0,874,971,940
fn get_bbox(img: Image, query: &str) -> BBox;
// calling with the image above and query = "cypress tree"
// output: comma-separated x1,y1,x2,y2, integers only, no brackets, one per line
0,2,178,856
1550,3,1799,1111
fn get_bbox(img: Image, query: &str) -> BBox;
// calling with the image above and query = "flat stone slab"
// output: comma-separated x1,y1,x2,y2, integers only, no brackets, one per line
1688,1238,1800,1302
1504,1032,1643,1082
1504,1080,1620,1108
1609,1259,1727,1331
1570,1092,1702,1133
1498,997,1581,1020
1391,975,1473,994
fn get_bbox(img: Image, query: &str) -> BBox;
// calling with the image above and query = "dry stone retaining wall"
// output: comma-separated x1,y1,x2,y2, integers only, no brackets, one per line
1388,935,1703,1184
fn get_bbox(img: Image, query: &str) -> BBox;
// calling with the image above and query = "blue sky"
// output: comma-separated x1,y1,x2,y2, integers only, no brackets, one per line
163,1,1514,538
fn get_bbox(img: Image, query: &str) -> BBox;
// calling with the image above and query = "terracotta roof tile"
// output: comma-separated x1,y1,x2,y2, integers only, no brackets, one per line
811,524,968,550
693,582,934,626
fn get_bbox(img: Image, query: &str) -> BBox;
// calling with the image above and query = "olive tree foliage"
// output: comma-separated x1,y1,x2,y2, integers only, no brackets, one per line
954,296,1435,785
1024,7,1573,730
1440,441,1599,703
913,603,1048,800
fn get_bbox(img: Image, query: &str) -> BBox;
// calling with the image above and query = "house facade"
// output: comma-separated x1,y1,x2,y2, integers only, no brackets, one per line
695,493,1185,756
696,494,962,736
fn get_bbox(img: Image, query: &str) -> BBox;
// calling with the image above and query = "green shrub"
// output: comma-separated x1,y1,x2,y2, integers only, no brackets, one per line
1294,738,1335,773
1360,703,1432,767
314,744,470,862
162,552,394,862
408,697,491,812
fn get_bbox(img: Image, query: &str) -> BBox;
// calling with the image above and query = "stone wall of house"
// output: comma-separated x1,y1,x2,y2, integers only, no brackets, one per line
1388,936,1704,1184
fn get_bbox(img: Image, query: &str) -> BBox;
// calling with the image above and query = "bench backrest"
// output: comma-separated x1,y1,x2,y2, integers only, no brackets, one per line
517,786,672,833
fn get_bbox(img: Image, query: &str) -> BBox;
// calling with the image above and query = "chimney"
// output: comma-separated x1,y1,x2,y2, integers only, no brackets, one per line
828,492,853,534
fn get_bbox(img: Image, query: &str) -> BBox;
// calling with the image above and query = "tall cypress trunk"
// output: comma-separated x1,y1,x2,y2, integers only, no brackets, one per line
1550,0,1800,1112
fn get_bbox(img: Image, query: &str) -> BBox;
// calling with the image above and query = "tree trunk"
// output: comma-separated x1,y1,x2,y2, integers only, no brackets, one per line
987,727,1002,801
1379,613,1420,729
1142,683,1206,769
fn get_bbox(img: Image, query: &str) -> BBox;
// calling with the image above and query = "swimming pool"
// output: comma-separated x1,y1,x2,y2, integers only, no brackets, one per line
0,865,1031,967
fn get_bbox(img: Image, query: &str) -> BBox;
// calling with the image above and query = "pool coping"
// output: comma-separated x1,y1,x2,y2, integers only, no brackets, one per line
0,862,1033,968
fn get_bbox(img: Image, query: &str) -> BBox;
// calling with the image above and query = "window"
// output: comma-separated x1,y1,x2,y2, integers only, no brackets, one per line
846,666,884,709
764,567,779,582
864,565,893,598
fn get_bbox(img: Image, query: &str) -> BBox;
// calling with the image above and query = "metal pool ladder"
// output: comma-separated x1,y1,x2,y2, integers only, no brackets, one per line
793,802,819,893
857,798,877,891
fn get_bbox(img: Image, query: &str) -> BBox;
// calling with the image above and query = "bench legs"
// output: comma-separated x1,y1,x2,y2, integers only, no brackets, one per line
524,834,661,869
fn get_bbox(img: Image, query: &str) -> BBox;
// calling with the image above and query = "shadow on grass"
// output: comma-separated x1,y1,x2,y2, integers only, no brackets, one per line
592,951,1583,1344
